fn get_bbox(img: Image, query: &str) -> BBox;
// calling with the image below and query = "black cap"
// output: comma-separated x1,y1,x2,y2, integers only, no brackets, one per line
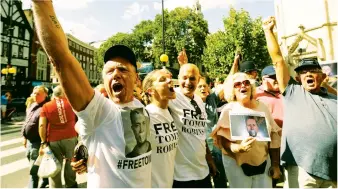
104,45,137,70
294,58,321,72
239,61,257,73
261,65,276,76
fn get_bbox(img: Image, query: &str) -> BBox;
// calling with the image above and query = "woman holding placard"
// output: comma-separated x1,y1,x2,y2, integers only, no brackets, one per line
211,72,281,188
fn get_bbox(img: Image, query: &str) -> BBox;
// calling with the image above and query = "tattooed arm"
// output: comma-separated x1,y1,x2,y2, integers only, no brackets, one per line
32,1,93,111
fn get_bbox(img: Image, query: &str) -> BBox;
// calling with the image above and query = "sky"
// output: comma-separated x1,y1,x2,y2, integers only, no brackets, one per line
22,0,275,43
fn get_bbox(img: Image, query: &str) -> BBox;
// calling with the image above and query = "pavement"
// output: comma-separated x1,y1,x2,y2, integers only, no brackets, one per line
0,113,87,188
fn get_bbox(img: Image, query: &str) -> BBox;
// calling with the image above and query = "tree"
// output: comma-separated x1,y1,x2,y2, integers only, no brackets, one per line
132,20,155,62
152,8,209,68
96,32,137,69
202,8,270,79
96,7,209,71
96,20,155,68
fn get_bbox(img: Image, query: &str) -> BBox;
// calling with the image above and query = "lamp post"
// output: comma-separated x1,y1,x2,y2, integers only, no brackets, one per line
160,0,168,69
1,66,16,86
160,54,168,69
161,0,165,54
7,0,14,67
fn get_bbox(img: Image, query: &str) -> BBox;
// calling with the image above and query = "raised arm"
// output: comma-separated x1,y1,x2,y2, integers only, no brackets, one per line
177,48,188,67
229,54,241,75
32,1,93,111
263,16,290,93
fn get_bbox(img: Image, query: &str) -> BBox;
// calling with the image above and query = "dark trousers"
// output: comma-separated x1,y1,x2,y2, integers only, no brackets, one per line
173,175,212,188
26,141,49,188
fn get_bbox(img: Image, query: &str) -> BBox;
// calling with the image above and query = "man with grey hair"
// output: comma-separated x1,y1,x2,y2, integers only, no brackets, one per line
39,85,78,188
22,85,49,188
32,1,151,187
263,16,337,188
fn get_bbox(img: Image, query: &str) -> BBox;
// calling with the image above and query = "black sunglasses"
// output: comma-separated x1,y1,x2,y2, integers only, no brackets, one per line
267,75,276,80
190,99,202,115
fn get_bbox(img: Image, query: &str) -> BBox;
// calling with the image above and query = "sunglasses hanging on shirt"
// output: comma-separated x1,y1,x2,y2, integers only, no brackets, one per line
190,99,202,115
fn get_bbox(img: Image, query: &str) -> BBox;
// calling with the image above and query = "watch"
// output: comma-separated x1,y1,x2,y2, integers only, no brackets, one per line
41,141,47,145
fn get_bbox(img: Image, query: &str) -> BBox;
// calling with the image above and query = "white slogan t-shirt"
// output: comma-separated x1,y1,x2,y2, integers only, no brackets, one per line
168,88,209,181
146,104,179,188
75,91,152,188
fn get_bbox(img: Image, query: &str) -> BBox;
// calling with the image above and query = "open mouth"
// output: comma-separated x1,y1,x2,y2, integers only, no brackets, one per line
112,83,123,93
240,89,247,93
306,78,316,87
306,78,314,84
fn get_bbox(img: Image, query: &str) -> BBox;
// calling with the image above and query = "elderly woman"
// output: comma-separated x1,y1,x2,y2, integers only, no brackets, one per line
211,72,281,188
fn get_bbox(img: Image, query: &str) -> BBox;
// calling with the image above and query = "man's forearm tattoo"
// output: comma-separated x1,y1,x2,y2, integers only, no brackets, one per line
49,15,60,28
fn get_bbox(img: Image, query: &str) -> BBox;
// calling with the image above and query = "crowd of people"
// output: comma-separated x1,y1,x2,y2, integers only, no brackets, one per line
15,1,337,188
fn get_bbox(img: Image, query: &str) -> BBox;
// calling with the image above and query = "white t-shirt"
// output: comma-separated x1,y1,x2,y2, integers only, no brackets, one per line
75,91,152,188
168,88,209,181
146,104,178,188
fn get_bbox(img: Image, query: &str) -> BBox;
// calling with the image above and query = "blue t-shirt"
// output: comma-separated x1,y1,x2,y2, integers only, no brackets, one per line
1,95,8,105
281,78,337,181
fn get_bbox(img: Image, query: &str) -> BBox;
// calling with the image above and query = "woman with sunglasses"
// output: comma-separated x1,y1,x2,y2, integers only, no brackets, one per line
142,69,179,188
211,72,281,188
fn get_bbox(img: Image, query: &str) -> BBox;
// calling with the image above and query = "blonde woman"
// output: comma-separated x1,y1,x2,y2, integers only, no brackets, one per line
211,72,281,188
25,95,35,110
142,69,178,188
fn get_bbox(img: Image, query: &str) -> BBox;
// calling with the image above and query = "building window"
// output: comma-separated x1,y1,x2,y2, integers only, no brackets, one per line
82,63,86,70
18,28,25,39
1,42,9,56
2,23,9,35
76,44,79,49
18,46,24,58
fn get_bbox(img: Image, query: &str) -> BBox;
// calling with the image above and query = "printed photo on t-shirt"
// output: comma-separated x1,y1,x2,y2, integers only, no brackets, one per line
229,111,270,141
120,107,151,158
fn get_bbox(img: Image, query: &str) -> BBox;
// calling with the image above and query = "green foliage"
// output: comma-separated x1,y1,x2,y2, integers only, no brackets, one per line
96,7,209,70
152,8,209,68
202,8,270,79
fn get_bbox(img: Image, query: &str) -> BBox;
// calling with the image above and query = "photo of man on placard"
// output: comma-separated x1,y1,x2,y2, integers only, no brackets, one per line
321,62,337,76
245,116,259,137
229,112,270,141
320,62,338,89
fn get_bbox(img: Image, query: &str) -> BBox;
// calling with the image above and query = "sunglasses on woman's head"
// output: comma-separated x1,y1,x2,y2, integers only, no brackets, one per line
233,80,251,88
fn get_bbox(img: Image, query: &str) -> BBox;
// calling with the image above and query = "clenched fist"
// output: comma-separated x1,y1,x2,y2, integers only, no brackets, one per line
177,48,188,66
262,16,276,31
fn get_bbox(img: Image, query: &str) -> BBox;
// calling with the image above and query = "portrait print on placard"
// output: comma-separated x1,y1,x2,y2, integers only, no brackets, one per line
120,107,151,158
320,62,337,77
229,111,270,141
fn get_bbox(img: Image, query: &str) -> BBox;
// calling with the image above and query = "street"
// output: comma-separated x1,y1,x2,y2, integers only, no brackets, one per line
0,114,87,188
